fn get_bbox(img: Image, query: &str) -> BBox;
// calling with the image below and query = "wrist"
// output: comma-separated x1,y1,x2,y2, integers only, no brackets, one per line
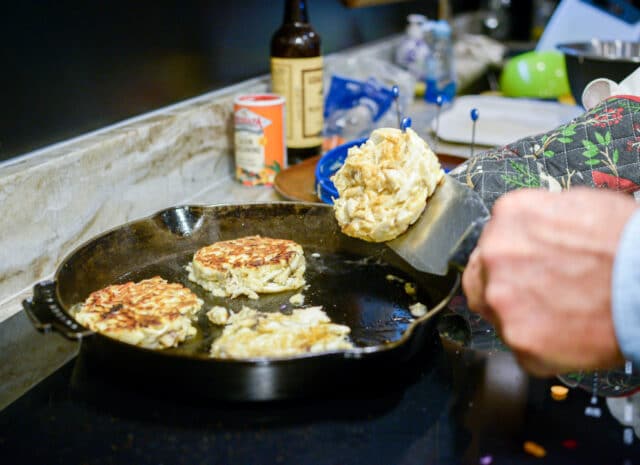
612,208,640,363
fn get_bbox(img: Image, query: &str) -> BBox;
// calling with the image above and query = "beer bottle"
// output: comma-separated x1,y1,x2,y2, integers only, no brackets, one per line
270,0,323,165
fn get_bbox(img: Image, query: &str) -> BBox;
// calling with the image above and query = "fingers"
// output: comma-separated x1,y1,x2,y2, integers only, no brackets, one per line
462,246,492,320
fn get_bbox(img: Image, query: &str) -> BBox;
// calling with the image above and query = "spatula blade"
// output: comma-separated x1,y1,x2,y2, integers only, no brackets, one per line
386,175,490,275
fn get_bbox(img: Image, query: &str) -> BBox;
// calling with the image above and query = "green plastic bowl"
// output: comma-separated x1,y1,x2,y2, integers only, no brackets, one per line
500,50,571,99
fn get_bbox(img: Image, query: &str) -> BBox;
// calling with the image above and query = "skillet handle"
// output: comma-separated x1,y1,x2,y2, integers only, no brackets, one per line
22,280,93,340
448,216,490,272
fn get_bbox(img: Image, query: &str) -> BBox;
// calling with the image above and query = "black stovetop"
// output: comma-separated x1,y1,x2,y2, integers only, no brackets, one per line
1,295,639,465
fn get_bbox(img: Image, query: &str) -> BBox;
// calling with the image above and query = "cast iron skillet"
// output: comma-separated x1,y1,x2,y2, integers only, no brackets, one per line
23,202,459,401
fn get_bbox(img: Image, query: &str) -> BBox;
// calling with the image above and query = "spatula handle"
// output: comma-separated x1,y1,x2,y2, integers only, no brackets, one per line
448,216,490,272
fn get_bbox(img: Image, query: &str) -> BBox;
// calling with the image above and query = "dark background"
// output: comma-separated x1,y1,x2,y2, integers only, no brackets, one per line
1,0,452,162
0,0,500,163
5,1,639,163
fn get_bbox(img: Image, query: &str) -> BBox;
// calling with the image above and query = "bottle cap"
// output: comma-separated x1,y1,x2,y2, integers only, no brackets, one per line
407,14,427,39
432,20,452,39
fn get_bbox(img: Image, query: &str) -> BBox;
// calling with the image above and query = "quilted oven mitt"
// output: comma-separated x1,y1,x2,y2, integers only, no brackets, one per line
449,96,640,396
449,96,640,209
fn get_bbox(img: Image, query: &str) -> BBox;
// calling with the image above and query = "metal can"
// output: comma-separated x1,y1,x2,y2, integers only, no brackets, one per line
233,93,286,186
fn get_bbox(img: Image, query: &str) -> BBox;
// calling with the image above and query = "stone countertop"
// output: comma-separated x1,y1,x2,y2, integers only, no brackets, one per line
0,179,281,322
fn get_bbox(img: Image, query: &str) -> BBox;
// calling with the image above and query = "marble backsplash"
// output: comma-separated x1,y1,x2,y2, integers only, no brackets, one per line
0,77,270,322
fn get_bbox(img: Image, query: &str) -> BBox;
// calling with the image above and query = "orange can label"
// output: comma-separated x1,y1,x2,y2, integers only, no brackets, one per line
233,94,286,186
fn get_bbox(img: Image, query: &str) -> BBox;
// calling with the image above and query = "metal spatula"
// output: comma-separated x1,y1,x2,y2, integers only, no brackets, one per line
385,174,490,276
383,92,488,275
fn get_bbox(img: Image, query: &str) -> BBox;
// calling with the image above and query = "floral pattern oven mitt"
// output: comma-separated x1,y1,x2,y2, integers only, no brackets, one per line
449,96,640,395
449,96,640,210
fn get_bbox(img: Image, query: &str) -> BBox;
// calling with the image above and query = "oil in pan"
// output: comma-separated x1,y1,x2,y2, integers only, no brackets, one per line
301,250,433,347
112,247,435,356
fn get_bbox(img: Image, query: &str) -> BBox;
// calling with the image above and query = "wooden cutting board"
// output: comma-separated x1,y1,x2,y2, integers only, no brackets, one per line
274,153,468,203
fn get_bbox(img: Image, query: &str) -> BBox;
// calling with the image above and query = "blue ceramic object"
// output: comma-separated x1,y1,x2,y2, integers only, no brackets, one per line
315,138,367,205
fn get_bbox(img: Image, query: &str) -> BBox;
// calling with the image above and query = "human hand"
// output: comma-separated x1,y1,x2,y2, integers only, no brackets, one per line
462,188,637,376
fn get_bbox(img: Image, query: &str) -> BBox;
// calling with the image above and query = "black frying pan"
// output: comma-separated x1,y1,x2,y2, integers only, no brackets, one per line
24,202,459,400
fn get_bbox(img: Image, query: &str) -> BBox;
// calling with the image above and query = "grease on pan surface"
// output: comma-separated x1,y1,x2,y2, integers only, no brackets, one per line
209,306,353,358
332,127,444,242
187,235,306,299
73,276,202,349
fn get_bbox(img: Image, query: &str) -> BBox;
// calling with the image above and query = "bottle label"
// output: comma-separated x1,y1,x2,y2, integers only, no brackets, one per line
271,56,323,149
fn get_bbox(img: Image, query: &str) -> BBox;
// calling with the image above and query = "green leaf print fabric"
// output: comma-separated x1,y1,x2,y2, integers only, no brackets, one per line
449,97,640,210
